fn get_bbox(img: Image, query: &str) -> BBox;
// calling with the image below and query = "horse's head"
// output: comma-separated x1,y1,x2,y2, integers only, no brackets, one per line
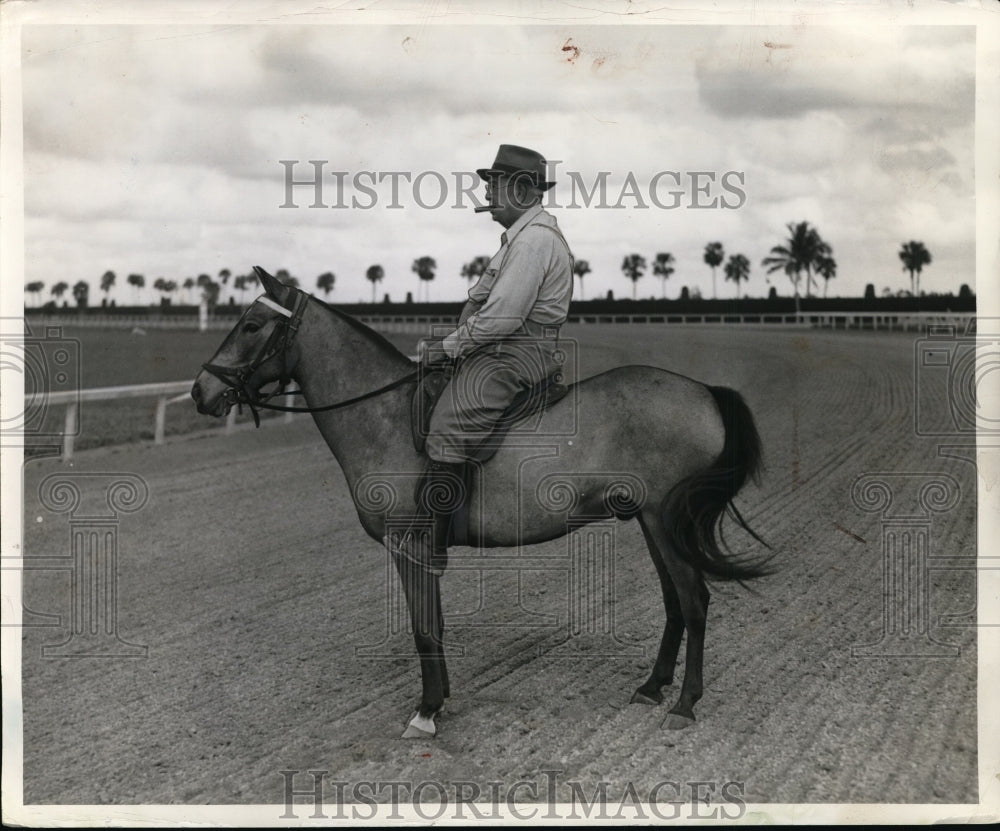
191,266,305,418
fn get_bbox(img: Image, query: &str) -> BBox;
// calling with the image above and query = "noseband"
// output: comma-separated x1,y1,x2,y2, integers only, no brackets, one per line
201,290,310,426
201,289,419,426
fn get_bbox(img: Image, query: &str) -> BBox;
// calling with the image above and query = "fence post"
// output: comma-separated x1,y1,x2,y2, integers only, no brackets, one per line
154,396,167,444
62,402,77,461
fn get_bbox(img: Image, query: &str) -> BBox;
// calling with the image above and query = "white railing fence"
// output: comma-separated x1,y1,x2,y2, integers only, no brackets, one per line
31,381,300,461
26,310,975,333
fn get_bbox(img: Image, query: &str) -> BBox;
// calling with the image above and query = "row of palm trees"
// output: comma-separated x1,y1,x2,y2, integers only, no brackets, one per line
365,256,456,303
25,232,934,308
617,226,833,304
620,247,754,300
367,256,475,303
763,225,930,304
614,226,933,306
24,268,340,308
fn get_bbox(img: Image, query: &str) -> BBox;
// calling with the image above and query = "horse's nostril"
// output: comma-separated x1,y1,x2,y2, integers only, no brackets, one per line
191,381,202,403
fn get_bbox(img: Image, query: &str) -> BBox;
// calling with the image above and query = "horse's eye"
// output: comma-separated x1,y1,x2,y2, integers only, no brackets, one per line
242,322,261,334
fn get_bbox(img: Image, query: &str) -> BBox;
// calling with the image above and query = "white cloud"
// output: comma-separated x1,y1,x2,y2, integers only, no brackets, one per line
20,22,977,305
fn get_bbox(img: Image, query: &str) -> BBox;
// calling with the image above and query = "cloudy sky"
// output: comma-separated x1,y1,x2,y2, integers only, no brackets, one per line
19,16,978,305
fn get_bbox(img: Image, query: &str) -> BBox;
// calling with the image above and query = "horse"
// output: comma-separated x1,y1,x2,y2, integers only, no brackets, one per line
191,266,771,739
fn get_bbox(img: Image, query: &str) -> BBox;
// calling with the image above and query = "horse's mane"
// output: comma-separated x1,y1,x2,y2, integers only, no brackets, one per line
311,295,413,363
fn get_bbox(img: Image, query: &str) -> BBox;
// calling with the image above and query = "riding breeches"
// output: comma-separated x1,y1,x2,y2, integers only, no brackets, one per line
425,338,561,463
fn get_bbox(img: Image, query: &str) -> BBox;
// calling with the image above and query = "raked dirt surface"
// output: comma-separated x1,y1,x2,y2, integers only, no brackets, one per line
18,324,979,810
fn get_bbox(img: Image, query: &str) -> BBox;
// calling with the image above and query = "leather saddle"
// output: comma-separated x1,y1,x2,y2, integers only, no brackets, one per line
411,366,569,463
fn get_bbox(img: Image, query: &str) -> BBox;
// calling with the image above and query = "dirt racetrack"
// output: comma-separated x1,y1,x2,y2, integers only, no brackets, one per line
19,324,978,808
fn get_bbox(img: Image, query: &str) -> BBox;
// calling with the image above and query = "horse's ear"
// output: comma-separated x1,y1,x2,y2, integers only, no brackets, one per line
254,266,287,302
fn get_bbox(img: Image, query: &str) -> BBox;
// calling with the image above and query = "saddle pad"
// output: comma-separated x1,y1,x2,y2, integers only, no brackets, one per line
410,367,569,462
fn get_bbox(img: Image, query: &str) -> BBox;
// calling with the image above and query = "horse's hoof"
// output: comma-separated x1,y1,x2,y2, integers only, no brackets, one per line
401,711,437,739
630,689,662,706
401,723,436,739
661,712,696,731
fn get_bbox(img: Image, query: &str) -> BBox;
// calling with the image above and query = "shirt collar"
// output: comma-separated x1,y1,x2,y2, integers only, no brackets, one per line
501,204,545,246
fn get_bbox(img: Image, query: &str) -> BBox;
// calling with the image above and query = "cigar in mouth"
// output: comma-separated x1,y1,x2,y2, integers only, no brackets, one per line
474,205,498,213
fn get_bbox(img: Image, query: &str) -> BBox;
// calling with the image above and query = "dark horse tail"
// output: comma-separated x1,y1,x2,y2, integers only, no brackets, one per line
661,385,773,583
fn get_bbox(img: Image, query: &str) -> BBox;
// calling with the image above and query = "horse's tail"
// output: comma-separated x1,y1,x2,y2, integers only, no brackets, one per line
661,385,773,583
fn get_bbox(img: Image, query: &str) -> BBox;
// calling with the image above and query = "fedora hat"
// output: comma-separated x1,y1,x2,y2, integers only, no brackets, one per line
476,144,556,191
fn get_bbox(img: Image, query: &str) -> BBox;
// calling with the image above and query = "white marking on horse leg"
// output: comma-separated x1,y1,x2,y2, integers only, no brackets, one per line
401,711,437,739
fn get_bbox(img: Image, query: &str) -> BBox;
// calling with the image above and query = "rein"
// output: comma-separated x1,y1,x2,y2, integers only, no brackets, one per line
201,289,418,426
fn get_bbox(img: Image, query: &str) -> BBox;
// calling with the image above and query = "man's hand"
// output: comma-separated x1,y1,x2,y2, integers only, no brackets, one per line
417,338,451,367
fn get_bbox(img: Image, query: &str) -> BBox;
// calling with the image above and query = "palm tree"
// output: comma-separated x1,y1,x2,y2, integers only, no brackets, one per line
271,268,299,289
219,268,231,304
203,281,220,307
100,270,116,303
652,252,675,299
366,264,384,303
899,241,932,296
761,221,831,314
51,281,69,305
816,254,837,298
621,254,646,300
72,281,90,308
461,256,490,287
164,279,178,304
127,273,145,304
412,256,437,302
724,253,751,299
573,259,591,300
232,275,248,304
703,242,724,299
25,281,44,307
197,274,219,307
152,278,178,305
316,271,336,299
244,270,260,295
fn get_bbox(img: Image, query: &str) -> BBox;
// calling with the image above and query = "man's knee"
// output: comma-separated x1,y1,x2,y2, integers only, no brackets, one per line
424,432,459,463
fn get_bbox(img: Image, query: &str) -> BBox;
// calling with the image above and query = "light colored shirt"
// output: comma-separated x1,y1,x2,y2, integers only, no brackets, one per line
442,205,573,359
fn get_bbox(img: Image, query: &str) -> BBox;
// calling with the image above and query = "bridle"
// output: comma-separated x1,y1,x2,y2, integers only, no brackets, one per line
201,289,419,427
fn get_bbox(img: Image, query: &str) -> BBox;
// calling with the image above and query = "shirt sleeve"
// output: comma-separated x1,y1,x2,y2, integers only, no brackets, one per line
457,298,484,326
442,227,553,358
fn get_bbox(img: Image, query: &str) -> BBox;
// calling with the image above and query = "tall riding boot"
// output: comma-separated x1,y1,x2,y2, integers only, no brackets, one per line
388,461,466,575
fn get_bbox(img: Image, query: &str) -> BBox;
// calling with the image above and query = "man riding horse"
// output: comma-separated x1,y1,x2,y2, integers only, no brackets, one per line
386,143,574,573
193,147,768,733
